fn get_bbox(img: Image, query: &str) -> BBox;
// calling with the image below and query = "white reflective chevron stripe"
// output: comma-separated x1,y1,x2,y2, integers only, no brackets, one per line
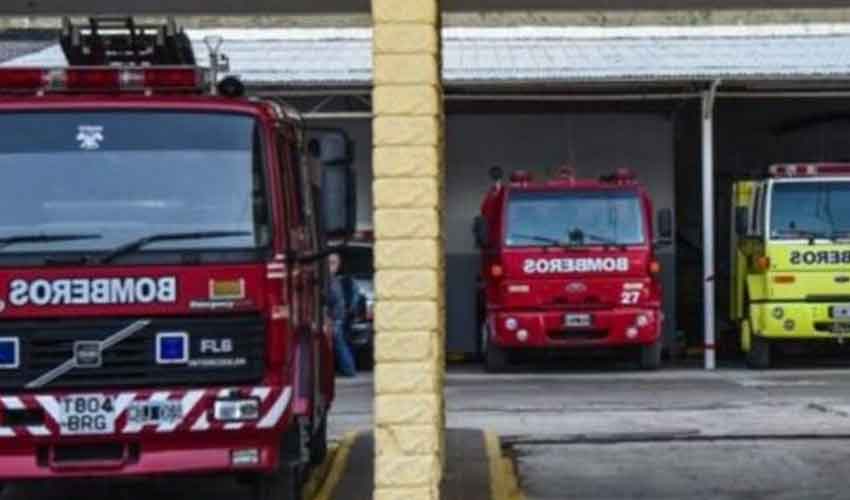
191,389,230,432
6,397,50,436
251,387,271,403
35,395,62,425
257,387,291,429
0,386,290,437
26,426,49,436
1,396,24,410
0,396,50,436
123,391,170,434
158,390,204,433
190,411,210,432
113,392,137,417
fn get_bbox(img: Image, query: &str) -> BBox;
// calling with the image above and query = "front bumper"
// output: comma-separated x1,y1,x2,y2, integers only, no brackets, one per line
0,385,292,479
753,302,850,340
490,308,661,349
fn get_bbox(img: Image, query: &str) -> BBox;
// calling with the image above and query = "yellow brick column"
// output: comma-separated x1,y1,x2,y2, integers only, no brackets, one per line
371,0,445,499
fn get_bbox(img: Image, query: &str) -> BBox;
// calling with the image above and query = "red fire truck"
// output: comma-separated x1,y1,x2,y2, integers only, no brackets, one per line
0,19,355,499
475,167,672,371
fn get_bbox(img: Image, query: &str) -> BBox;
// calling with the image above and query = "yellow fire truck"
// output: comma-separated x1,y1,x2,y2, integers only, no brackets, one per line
731,163,850,368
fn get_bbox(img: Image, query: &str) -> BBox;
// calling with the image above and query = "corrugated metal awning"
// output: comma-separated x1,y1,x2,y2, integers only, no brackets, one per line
5,24,850,87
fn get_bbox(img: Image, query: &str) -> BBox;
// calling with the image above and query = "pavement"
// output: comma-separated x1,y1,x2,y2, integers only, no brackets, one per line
330,360,850,500
325,429,495,500
9,359,850,498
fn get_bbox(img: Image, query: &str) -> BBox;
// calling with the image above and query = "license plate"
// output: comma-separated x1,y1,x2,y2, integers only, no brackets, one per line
59,394,116,436
833,305,850,320
127,400,183,426
565,313,592,328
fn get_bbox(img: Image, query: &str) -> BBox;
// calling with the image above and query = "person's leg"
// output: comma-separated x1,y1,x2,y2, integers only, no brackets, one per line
333,321,357,377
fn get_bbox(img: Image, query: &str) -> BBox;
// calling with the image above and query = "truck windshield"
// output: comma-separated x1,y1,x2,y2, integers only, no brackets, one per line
505,190,645,247
0,111,268,256
770,182,850,240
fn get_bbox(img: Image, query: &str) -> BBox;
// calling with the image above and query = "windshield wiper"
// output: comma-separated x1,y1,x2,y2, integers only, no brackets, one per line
774,228,827,245
831,229,850,241
0,233,102,251
509,233,564,247
567,228,626,249
100,230,251,264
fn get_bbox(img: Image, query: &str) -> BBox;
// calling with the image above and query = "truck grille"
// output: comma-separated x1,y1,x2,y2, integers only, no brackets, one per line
0,315,265,391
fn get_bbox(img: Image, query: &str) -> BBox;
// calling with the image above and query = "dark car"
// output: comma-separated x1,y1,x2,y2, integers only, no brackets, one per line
341,243,374,370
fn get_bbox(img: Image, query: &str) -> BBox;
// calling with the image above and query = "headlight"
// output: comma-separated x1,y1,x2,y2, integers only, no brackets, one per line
772,307,784,320
505,317,518,331
214,398,261,422
784,319,796,331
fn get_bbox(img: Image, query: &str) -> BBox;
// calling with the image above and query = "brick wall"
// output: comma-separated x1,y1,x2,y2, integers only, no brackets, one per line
371,0,446,498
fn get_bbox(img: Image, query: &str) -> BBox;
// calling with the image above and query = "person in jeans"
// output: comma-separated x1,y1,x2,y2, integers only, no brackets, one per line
328,252,357,377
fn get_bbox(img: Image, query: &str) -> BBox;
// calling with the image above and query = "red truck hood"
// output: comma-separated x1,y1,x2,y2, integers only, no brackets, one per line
0,264,269,319
499,248,655,309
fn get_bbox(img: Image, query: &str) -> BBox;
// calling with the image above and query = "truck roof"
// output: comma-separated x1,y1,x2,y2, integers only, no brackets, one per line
0,94,291,122
499,168,646,193
768,163,850,178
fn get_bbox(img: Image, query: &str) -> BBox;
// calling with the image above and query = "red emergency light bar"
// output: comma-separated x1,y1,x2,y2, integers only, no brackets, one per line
0,67,208,93
769,163,850,177
510,170,533,183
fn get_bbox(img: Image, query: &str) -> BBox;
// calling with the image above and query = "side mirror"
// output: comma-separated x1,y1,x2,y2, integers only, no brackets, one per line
309,129,357,239
473,216,489,248
308,131,353,165
656,208,673,245
322,164,356,238
735,207,749,237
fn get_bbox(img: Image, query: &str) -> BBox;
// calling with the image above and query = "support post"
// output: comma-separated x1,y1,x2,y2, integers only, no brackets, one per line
702,80,721,371
371,1,445,499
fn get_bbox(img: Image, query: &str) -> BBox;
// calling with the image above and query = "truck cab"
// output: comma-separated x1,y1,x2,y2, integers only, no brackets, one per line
731,163,850,369
0,18,355,499
475,167,672,371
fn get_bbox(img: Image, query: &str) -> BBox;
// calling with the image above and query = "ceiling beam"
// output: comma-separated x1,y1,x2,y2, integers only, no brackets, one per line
0,0,843,15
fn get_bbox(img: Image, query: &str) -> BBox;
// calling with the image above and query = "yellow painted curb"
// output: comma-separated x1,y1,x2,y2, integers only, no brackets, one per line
485,431,526,500
309,431,359,500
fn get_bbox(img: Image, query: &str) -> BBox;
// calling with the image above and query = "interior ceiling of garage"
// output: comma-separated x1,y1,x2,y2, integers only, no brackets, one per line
0,1,844,15
6,24,850,92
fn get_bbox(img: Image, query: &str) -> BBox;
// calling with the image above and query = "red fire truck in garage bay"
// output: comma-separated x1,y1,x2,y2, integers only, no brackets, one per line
475,167,672,371
0,19,355,499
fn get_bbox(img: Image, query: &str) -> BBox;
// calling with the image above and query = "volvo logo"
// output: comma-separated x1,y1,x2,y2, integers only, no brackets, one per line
73,341,102,368
565,282,587,293
26,319,150,389
836,276,850,284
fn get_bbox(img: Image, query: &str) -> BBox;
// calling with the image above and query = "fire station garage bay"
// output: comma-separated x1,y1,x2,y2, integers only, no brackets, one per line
6,24,850,367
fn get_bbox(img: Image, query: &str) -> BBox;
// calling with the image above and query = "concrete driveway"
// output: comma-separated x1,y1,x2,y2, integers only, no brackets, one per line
8,361,850,499
332,362,850,500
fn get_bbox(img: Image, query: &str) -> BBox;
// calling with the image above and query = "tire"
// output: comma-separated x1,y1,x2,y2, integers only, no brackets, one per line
639,338,662,370
254,464,304,500
747,334,772,369
482,323,507,373
310,416,328,467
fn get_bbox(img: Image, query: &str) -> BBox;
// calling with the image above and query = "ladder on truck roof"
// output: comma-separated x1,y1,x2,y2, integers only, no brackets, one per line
60,17,196,66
